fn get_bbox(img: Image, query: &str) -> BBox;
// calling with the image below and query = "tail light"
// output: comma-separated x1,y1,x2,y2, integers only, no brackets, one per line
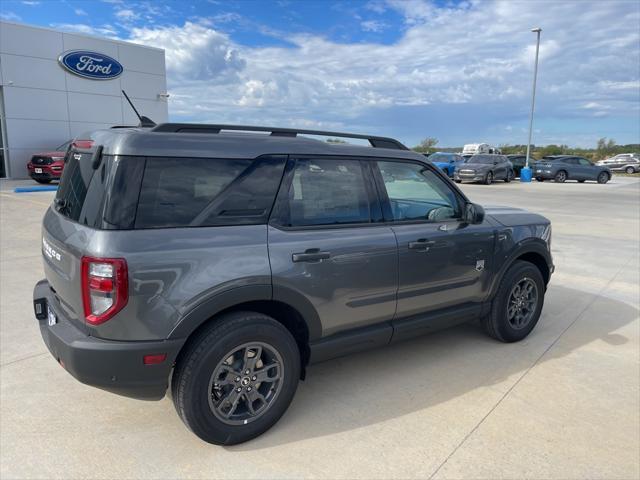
72,139,94,149
81,256,128,325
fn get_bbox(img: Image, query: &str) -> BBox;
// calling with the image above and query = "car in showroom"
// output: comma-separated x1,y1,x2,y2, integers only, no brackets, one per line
596,153,640,174
34,123,553,445
426,152,464,177
26,140,71,183
534,155,611,183
453,154,515,184
506,154,536,177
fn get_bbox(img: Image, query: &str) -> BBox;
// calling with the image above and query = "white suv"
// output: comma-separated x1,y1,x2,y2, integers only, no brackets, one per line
597,154,640,174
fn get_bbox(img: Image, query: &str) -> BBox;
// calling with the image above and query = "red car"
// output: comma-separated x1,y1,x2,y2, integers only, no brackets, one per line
27,140,71,184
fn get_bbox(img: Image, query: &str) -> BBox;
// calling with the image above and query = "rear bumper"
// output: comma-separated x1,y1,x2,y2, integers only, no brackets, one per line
33,279,184,400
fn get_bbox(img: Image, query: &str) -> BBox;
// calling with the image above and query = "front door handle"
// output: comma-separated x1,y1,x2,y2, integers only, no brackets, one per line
408,239,436,251
292,248,331,263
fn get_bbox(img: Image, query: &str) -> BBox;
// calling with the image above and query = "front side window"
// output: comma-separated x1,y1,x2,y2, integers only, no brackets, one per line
377,161,460,222
276,158,372,227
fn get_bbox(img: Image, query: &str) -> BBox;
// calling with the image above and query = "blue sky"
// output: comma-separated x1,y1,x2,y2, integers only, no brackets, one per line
1,0,639,148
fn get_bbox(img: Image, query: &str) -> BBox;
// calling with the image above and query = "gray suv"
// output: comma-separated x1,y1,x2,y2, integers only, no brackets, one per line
33,124,553,445
453,154,515,184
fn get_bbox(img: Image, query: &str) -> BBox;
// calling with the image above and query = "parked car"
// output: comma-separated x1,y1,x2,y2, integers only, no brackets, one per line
534,156,611,183
454,154,515,184
34,123,553,445
506,155,536,177
27,140,71,183
426,152,464,177
596,153,640,174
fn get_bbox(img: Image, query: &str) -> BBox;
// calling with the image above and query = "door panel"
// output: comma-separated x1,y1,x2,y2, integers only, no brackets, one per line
392,222,494,318
373,159,495,320
269,225,398,337
268,156,398,338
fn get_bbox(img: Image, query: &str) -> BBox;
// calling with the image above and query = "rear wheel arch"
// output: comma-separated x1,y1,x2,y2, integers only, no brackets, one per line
172,297,313,381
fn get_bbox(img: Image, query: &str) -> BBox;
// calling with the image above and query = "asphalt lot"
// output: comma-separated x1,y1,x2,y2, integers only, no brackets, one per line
1,176,639,479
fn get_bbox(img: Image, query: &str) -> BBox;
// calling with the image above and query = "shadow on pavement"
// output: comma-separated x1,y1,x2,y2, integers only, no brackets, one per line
230,284,638,451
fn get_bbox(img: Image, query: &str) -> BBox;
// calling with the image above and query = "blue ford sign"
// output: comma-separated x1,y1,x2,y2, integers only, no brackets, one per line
58,50,123,80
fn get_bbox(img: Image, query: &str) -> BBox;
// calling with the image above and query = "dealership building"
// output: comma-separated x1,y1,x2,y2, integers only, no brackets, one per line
0,21,169,179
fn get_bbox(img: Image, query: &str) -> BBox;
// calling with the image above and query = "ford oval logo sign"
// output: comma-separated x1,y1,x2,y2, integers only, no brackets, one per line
58,50,123,80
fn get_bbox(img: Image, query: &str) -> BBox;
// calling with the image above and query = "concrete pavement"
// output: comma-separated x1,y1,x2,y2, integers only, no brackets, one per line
1,176,638,479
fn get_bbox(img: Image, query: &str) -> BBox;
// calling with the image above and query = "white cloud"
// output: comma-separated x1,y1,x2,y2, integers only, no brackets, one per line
22,1,40,5
122,0,639,146
75,8,88,16
0,12,21,21
50,23,118,38
128,22,245,83
115,9,139,21
360,20,387,32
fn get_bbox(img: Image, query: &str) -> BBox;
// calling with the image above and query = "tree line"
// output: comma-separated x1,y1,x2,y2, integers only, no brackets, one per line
412,137,640,161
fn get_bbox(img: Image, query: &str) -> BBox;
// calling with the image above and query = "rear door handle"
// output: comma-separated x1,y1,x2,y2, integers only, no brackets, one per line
292,248,331,263
408,239,436,251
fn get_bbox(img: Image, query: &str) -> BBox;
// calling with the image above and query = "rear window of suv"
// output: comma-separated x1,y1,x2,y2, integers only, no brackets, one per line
55,152,286,230
134,155,286,229
55,151,107,226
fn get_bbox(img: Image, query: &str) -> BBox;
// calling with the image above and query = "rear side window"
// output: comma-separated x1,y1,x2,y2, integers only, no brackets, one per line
134,156,286,228
275,158,373,227
55,151,109,227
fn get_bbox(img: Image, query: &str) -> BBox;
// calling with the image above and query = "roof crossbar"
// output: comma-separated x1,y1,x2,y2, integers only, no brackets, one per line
150,123,408,150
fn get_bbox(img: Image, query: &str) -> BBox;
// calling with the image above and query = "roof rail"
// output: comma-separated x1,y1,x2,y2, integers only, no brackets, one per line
150,123,408,150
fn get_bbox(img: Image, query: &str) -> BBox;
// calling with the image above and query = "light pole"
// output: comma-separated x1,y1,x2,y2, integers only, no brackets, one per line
521,27,542,183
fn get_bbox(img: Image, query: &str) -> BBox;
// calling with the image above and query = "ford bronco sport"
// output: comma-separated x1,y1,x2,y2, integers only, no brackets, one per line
33,124,553,445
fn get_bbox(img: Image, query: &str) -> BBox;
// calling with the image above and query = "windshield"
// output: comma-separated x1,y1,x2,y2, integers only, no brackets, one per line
468,155,496,164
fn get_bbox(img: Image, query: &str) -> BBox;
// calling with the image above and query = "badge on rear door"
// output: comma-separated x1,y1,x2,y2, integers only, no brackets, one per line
47,306,58,326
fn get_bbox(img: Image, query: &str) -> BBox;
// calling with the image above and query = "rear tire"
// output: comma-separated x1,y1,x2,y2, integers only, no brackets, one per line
172,311,300,445
482,260,545,343
625,166,635,175
34,179,51,184
535,177,544,182
454,179,461,183
554,170,567,183
578,180,585,183
597,172,609,184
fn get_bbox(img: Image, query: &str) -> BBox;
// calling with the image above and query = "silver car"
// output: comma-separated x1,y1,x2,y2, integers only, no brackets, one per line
596,154,640,174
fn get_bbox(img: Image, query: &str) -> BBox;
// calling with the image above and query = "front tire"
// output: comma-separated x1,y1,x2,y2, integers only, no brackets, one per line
34,178,51,184
597,172,609,184
504,170,514,183
484,171,493,185
536,177,544,182
172,311,300,445
482,260,545,342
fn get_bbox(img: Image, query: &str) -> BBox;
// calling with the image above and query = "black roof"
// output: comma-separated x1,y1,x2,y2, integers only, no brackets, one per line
87,123,426,161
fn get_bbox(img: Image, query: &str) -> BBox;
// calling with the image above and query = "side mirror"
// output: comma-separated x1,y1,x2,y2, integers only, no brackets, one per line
464,202,485,224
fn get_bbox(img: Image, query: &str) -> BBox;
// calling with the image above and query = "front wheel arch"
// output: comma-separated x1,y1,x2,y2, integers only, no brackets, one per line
488,244,552,301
